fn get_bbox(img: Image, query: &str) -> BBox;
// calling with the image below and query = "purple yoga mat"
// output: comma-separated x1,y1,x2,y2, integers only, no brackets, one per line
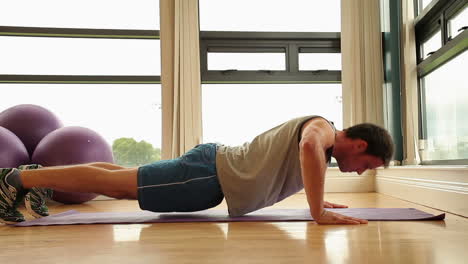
14,208,445,227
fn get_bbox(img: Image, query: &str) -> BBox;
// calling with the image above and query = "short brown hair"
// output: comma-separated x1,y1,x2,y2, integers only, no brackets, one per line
344,123,394,167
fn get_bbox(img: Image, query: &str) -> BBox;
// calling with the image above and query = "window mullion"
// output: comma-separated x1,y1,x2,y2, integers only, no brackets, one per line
441,13,449,44
287,43,299,73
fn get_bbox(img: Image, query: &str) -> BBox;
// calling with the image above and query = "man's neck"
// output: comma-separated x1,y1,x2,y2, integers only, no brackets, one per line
331,131,347,159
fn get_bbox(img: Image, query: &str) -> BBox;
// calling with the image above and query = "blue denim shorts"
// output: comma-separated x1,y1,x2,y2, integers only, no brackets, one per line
137,143,224,212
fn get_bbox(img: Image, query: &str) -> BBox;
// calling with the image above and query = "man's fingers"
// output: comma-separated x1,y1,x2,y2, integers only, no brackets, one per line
347,215,368,224
343,216,368,224
336,215,368,224
331,204,348,208
356,217,368,224
333,204,348,208
315,211,369,225
324,201,348,208
343,219,364,225
331,202,348,208
334,218,360,225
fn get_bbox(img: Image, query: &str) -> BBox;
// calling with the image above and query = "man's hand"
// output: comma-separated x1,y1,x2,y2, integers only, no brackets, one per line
314,210,368,225
324,201,348,208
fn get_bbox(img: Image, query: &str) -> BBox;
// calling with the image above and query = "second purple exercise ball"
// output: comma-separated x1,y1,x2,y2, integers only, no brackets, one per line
32,126,114,204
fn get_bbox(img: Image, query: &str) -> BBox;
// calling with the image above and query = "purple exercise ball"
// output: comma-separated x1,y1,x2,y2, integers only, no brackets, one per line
0,126,30,168
0,104,63,157
32,126,114,204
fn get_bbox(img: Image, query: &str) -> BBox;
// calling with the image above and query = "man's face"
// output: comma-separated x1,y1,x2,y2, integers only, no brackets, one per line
337,153,384,175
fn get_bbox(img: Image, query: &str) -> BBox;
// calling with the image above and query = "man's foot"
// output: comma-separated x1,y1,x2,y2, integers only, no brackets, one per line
0,168,27,224
25,187,53,218
19,165,53,218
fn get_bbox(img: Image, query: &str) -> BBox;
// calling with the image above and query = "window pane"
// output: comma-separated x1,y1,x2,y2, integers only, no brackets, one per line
208,53,285,71
0,0,159,30
420,0,433,14
0,84,162,165
421,51,468,161
0,37,160,75
422,30,441,59
202,84,342,146
449,6,467,39
299,53,341,71
200,0,341,32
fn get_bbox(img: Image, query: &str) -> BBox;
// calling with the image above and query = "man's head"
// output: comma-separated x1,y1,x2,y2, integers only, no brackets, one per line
334,123,394,174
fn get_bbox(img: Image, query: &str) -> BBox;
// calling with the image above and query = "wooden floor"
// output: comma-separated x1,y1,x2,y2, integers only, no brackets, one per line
1,193,467,264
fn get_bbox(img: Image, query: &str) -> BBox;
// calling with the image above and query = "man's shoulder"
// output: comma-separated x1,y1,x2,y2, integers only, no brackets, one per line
299,116,336,147
299,116,333,131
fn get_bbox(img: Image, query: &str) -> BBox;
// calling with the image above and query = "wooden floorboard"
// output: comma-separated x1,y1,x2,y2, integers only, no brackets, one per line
1,193,466,264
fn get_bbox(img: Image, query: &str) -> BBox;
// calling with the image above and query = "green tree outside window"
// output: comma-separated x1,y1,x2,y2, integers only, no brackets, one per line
112,138,161,167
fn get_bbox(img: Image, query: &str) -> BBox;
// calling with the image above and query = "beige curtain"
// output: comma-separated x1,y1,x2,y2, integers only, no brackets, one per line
400,0,421,165
160,0,203,159
341,0,385,127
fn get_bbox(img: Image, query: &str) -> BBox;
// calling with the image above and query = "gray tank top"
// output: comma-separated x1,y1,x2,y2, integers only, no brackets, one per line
216,116,335,217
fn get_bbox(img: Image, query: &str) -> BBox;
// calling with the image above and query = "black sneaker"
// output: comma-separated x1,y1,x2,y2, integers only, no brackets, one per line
0,168,27,224
18,165,53,218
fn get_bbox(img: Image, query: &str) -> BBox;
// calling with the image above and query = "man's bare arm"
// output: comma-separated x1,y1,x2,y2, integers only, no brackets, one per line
299,118,367,225
299,118,334,220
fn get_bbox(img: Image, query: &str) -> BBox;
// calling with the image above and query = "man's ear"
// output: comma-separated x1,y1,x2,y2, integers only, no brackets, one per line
355,139,368,153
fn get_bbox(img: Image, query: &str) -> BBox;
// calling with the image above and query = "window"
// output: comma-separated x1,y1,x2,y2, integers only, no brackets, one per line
0,0,159,29
449,5,467,39
299,53,341,71
200,1,342,146
0,36,161,75
420,51,467,161
199,0,340,32
0,84,162,148
200,32,341,84
418,0,434,14
208,52,286,71
0,1,161,166
421,30,441,59
202,84,342,146
415,0,467,164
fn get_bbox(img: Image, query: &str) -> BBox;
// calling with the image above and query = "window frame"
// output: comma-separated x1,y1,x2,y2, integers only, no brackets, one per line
0,26,161,84
200,31,341,84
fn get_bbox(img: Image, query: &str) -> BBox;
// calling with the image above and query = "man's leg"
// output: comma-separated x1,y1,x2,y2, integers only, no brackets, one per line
20,162,131,218
1,162,140,224
20,164,138,199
